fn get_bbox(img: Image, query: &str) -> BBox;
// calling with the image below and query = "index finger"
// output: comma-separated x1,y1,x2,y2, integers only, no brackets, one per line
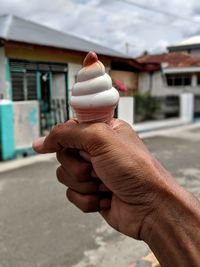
32,120,77,153
32,119,114,155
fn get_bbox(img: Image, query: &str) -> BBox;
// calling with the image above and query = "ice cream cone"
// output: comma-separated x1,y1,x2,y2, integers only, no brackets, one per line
73,106,116,124
70,51,119,124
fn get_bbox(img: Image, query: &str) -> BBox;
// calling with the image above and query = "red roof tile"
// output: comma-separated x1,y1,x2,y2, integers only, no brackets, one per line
136,52,200,68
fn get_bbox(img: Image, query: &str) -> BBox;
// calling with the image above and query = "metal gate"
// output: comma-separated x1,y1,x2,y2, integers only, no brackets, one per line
194,95,200,121
40,98,68,135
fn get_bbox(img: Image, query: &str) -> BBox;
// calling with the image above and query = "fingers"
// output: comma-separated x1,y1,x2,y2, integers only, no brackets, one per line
56,166,100,194
111,119,143,145
32,136,46,152
66,188,112,213
32,118,141,156
56,148,112,212
32,120,78,154
32,119,114,155
56,149,111,192
56,149,93,182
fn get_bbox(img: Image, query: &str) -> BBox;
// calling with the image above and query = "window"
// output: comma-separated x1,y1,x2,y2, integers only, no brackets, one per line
10,60,68,102
11,71,37,101
166,74,192,87
26,72,37,100
197,74,200,85
11,72,25,101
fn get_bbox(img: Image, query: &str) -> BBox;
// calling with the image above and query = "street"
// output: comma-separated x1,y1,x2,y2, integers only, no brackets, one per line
0,124,200,267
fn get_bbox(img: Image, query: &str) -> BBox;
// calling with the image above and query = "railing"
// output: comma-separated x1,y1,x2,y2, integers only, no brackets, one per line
40,98,69,135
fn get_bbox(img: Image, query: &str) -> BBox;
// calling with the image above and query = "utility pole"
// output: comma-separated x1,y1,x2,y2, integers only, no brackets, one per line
125,42,129,55
125,42,135,55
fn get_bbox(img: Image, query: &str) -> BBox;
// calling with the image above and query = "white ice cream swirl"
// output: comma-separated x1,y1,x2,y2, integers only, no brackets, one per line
70,57,119,110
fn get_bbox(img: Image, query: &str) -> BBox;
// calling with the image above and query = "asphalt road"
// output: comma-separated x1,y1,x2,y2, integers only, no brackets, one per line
0,124,200,267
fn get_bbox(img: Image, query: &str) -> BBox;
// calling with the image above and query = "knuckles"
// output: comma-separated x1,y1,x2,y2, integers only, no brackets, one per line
66,189,99,213
74,163,92,181
81,196,99,213
50,123,66,139
81,197,94,213
56,166,65,184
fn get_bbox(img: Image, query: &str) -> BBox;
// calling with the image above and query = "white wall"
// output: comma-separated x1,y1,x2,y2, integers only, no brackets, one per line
68,63,82,93
180,93,194,122
138,72,150,93
190,48,200,57
118,97,134,125
13,101,40,149
52,73,66,99
0,47,10,99
139,71,200,96
68,63,82,118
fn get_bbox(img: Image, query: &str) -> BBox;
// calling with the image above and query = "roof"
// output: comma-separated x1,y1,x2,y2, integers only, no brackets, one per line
136,52,200,69
0,14,128,59
169,36,200,49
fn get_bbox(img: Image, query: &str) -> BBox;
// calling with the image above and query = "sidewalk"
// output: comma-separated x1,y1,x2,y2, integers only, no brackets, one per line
0,122,200,174
134,118,186,133
0,153,55,173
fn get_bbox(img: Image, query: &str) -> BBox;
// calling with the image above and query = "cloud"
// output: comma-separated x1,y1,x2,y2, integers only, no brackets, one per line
0,0,200,56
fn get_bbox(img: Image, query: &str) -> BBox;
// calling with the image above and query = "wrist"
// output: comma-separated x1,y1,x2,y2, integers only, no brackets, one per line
141,177,200,267
138,157,180,242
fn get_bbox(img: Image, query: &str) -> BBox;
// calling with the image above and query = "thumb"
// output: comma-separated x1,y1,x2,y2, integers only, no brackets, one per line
32,136,47,153
32,120,78,154
32,120,112,155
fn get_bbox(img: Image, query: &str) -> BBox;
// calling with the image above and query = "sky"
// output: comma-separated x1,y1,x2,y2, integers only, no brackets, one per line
1,0,200,57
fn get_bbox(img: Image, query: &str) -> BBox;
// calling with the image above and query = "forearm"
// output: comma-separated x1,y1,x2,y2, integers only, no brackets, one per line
143,183,200,267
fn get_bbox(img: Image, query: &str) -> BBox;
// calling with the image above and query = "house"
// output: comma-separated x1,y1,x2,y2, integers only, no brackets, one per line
0,14,142,160
137,52,200,96
168,36,200,56
136,52,200,119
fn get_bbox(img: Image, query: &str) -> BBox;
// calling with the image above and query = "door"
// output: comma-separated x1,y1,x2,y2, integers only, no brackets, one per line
40,72,52,134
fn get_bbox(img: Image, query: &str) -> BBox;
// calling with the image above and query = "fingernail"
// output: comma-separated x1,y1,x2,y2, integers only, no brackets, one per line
32,137,46,151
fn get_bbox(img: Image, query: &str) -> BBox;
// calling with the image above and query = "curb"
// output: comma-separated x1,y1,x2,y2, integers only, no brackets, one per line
137,121,200,139
0,154,55,173
0,122,199,173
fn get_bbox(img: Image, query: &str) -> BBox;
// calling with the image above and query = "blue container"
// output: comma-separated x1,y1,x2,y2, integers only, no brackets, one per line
0,100,14,160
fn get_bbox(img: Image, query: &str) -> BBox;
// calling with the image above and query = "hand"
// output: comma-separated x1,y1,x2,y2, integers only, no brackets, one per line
32,119,177,241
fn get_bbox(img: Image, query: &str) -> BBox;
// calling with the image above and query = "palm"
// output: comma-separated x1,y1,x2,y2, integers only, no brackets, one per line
100,194,144,239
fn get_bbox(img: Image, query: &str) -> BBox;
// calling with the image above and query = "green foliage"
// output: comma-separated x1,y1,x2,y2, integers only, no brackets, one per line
134,91,161,121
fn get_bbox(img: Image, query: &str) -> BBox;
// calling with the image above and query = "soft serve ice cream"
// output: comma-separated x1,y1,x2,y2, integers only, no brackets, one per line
70,51,119,123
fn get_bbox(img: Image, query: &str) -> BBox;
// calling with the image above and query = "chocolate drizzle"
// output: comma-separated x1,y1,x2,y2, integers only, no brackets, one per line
83,51,98,67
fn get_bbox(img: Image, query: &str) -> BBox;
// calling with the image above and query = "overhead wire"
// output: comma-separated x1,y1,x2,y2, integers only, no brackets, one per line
115,0,200,25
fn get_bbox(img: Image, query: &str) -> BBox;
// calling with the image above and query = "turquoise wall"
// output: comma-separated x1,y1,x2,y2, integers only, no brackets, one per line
0,102,15,160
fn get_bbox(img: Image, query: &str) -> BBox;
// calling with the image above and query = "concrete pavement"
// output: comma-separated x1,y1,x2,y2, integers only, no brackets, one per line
0,123,200,267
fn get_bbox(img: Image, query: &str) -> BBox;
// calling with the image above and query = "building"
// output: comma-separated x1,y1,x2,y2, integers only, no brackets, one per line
136,52,200,120
137,52,200,96
0,14,142,160
168,36,200,56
